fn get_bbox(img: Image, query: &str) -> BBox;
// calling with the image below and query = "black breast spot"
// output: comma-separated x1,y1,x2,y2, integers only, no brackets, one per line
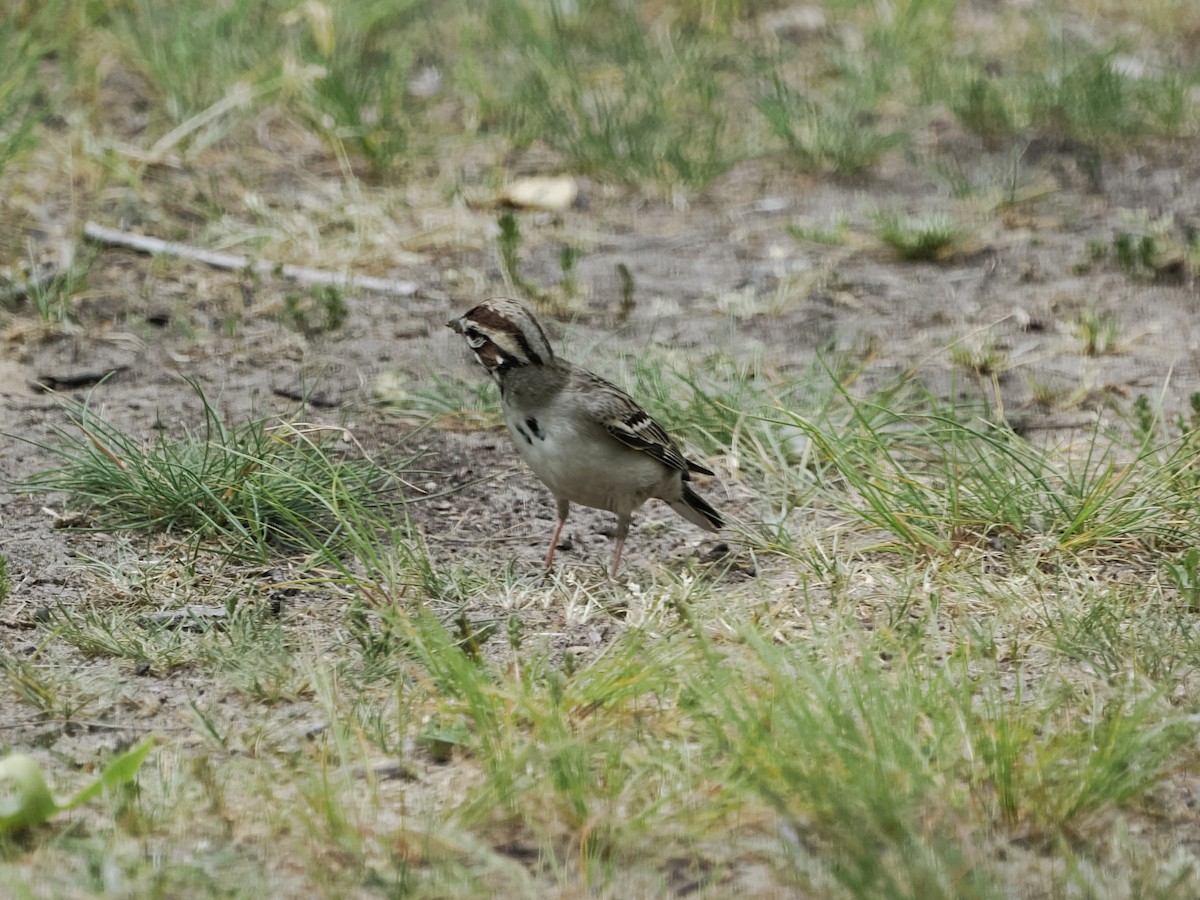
525,416,544,440
515,423,532,445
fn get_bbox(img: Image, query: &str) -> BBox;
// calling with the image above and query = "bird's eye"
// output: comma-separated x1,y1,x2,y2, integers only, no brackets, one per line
465,329,488,349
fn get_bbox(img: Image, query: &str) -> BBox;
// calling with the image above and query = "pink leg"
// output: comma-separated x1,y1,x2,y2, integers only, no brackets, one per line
609,513,632,579
546,499,570,570
545,518,565,569
609,536,625,579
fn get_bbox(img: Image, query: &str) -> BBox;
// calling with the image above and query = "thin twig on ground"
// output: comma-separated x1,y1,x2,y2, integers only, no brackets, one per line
82,222,420,297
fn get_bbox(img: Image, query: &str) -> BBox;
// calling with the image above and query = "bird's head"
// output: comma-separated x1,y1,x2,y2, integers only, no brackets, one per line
447,297,555,376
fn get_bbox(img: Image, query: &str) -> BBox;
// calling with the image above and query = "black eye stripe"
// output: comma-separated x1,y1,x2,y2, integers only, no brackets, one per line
513,332,542,366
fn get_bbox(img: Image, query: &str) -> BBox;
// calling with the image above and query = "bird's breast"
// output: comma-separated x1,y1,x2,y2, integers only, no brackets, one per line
501,404,677,513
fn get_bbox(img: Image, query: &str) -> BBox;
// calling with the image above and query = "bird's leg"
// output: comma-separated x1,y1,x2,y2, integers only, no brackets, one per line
545,520,565,569
609,513,632,579
609,538,625,579
545,498,570,569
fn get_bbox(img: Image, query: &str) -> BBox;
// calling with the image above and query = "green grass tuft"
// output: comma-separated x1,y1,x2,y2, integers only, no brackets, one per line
873,211,964,261
458,0,747,188
0,12,46,177
767,380,1200,558
20,382,400,563
758,76,903,176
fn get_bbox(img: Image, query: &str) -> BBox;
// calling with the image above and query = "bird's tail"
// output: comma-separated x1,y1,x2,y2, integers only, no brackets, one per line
670,485,723,533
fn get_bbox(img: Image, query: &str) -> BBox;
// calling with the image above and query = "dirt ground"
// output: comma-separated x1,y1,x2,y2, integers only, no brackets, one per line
2,75,1200,890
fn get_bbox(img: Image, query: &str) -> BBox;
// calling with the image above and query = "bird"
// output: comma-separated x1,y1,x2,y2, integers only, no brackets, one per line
447,298,722,577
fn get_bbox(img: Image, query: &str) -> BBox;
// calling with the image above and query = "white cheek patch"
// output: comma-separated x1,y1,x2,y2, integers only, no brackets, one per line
473,346,510,370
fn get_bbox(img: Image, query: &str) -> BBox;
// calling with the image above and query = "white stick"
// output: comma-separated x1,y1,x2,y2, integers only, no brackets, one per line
82,222,419,297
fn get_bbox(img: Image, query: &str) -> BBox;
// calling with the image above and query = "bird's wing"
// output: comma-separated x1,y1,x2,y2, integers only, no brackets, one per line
578,370,714,477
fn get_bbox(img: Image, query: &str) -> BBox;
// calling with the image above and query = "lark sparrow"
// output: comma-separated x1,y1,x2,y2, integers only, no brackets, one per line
448,298,723,577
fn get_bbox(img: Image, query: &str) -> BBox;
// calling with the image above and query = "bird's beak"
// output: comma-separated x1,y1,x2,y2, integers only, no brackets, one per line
446,316,463,333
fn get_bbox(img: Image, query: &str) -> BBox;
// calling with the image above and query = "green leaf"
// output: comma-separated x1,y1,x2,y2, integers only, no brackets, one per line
0,754,60,834
64,738,156,809
0,738,155,834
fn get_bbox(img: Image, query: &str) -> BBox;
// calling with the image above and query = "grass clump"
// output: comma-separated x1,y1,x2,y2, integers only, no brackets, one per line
873,211,964,261
789,213,850,246
15,245,94,325
950,75,1018,145
1026,49,1189,143
758,77,903,176
1113,231,1159,275
100,0,442,171
282,0,440,175
950,336,1008,377
945,49,1190,148
0,10,46,177
280,284,349,336
772,381,1197,558
21,382,396,563
1075,307,1121,356
106,0,284,125
495,210,535,300
458,0,746,188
